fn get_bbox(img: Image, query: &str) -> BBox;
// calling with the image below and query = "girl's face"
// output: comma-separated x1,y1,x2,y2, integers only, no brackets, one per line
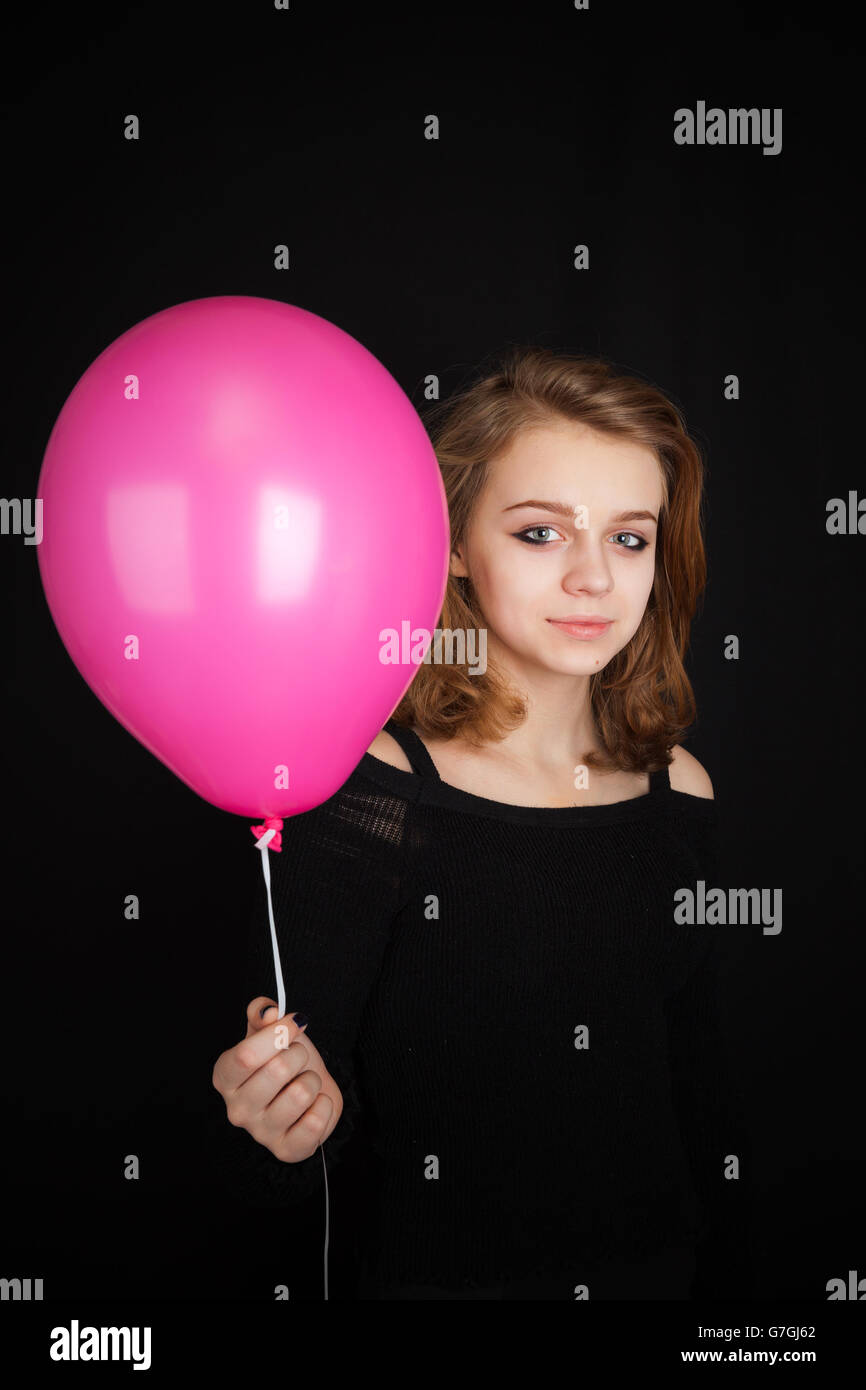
451,421,665,678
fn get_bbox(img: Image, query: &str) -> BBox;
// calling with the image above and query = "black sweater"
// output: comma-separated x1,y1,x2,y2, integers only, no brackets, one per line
211,719,753,1295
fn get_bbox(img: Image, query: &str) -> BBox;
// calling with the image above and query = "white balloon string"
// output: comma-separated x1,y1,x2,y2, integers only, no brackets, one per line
253,827,286,1020
253,825,330,1300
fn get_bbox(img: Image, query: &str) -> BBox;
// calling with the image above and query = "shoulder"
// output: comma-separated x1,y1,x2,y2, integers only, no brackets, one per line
667,745,714,799
366,729,414,772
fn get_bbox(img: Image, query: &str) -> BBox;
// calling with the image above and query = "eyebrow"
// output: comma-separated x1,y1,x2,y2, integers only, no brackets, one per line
501,500,658,524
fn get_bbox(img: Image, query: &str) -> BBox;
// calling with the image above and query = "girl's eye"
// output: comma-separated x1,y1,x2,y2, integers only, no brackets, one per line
514,526,561,545
610,532,649,551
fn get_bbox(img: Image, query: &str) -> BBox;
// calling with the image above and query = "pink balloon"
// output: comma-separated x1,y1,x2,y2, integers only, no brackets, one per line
36,296,450,821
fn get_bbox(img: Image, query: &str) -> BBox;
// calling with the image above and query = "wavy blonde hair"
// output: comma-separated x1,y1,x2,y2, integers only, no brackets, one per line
391,344,709,773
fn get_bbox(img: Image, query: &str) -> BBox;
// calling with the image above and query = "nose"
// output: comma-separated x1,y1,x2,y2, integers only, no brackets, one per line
561,538,614,596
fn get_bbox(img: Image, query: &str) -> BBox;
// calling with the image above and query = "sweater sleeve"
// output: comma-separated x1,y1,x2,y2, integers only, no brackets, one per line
663,805,755,1299
209,770,409,1207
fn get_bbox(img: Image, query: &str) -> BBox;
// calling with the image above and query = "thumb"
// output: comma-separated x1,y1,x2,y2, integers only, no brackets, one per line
245,996,310,1037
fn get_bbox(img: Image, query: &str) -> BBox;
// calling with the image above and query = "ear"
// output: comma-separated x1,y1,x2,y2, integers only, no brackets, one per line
449,547,469,579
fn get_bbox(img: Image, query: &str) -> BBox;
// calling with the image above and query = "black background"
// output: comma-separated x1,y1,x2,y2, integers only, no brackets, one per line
1,0,863,1307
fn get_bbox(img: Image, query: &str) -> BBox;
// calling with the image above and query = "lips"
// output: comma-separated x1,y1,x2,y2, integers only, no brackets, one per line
547,616,613,640
550,616,610,624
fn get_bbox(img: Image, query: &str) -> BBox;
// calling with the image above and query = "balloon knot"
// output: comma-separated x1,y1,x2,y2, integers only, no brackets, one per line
251,816,284,852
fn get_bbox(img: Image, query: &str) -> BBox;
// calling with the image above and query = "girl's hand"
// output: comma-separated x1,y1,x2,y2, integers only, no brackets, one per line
212,997,344,1163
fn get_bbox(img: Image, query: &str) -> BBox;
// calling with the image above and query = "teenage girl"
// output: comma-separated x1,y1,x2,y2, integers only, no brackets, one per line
211,347,751,1300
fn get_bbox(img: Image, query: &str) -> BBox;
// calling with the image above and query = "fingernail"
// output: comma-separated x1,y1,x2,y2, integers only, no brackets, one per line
259,1004,277,1019
292,1013,309,1029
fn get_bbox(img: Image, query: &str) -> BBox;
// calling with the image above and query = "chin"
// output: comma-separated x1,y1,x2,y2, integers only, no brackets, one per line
537,650,613,675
